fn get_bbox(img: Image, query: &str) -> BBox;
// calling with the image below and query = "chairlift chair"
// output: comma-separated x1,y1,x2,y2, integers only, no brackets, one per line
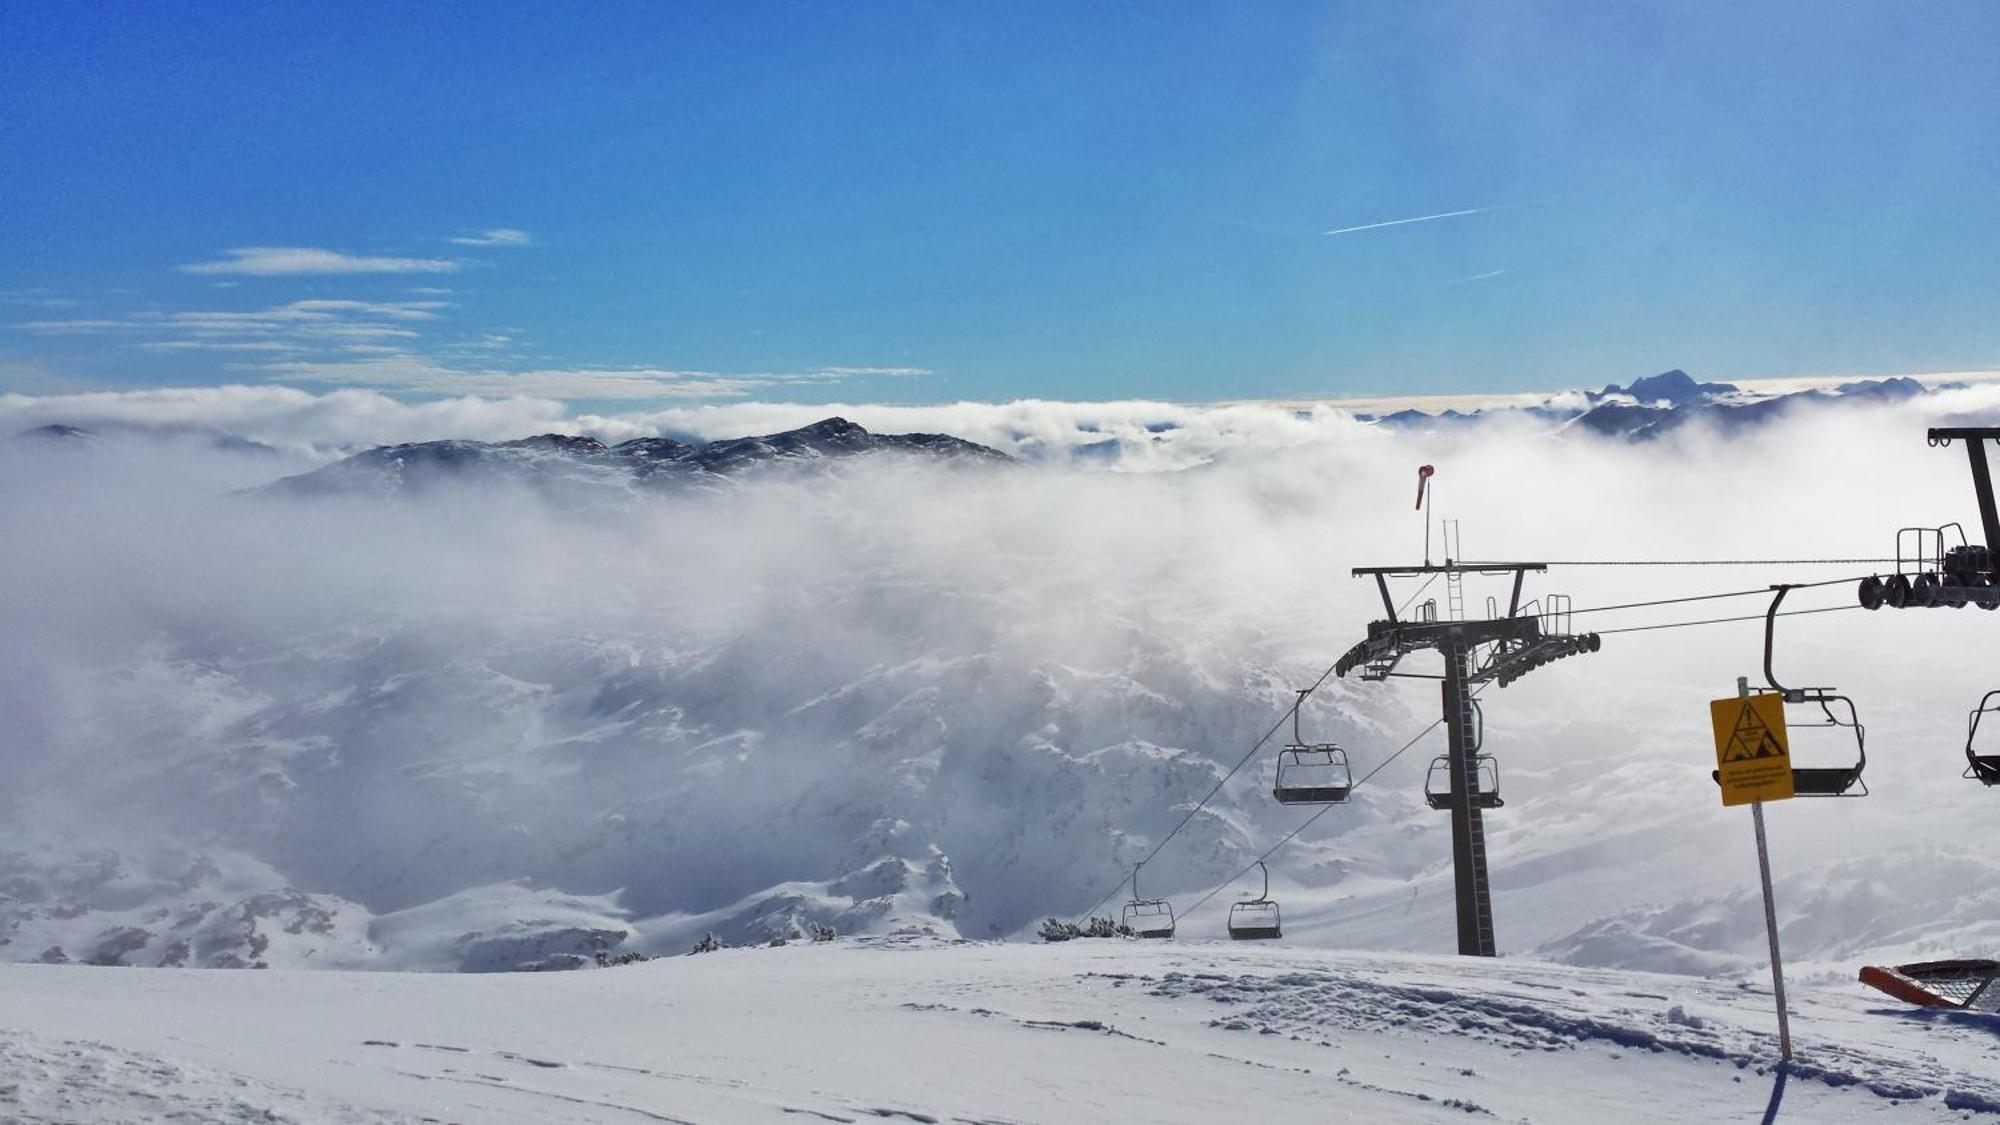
1226,860,1282,941
1423,697,1501,809
1120,862,1176,938
1424,754,1503,810
1710,586,1868,798
1965,691,2000,786
1272,689,1352,805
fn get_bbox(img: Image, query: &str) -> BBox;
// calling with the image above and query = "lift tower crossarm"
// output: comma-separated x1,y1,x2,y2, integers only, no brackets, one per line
1928,428,2000,582
1353,562,1549,620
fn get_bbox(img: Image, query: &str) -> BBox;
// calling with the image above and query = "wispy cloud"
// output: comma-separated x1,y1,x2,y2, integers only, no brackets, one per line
1322,206,1489,237
1444,269,1507,285
15,300,452,355
135,339,299,353
448,228,533,247
263,356,935,401
0,290,80,310
15,319,134,334
266,356,771,400
814,366,931,379
179,247,461,276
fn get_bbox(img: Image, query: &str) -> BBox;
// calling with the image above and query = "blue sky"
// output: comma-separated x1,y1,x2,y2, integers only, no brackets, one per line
3,1,1997,408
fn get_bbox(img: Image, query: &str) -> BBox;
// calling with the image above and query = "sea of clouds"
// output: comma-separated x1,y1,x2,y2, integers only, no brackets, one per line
3,384,1999,972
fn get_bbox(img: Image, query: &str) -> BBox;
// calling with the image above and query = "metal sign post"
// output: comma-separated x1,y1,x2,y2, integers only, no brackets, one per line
1718,675,1793,1062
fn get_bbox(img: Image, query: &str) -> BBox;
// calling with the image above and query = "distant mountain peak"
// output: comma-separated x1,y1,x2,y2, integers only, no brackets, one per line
1599,369,1738,405
13,423,97,444
496,433,609,455
802,416,863,436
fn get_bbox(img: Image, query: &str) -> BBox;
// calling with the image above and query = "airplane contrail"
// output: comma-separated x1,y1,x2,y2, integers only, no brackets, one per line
1322,206,1490,236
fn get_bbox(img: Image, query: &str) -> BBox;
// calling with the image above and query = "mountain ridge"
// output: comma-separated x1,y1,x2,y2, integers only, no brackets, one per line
251,415,1011,499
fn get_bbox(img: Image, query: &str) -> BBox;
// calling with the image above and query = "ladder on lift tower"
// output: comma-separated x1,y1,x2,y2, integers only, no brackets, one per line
1444,521,1466,622
1451,677,1496,951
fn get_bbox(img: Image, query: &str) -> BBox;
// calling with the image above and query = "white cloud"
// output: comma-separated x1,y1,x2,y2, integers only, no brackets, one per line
179,247,461,276
258,355,936,402
447,228,533,247
265,356,773,400
812,366,932,379
134,340,299,353
13,301,451,355
0,384,571,449
15,319,138,334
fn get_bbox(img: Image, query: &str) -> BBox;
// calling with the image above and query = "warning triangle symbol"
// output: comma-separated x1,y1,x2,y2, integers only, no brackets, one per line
1724,700,1786,762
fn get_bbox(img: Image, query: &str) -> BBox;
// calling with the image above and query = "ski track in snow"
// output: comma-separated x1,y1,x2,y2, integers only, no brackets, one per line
1137,960,2000,1114
0,1031,401,1123
4,940,1999,1123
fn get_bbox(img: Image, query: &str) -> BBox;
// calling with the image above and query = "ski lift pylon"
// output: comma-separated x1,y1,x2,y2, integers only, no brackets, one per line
1120,861,1175,938
1226,860,1282,941
1272,690,1352,805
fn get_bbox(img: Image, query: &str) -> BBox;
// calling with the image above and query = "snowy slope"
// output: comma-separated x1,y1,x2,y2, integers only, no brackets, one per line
4,940,1998,1123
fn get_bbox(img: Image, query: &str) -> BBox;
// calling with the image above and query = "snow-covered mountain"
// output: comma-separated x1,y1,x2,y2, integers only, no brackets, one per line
250,416,1009,500
1370,368,1934,442
3,381,1999,981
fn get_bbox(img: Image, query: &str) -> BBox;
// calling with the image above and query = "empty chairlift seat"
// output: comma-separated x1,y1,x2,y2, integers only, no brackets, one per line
1967,691,2000,786
1227,899,1281,941
1227,861,1281,940
1272,690,1352,806
1705,690,1869,798
1274,745,1352,805
1789,693,1868,797
1123,898,1175,938
1708,586,1869,799
1425,754,1503,810
1120,862,1175,938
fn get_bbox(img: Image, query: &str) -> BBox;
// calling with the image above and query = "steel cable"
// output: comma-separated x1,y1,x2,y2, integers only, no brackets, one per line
1566,573,1867,616
1509,558,1896,567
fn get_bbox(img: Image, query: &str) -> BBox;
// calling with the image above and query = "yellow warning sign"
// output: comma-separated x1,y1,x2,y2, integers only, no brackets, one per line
1711,693,1795,806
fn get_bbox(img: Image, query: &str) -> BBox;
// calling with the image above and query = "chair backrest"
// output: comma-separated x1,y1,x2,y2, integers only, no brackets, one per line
1229,901,1278,926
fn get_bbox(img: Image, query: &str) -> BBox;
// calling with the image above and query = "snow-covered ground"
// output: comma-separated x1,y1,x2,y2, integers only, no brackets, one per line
4,938,1997,1123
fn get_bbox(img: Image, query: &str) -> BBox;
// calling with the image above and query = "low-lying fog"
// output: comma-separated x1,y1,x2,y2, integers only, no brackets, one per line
3,385,1997,973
